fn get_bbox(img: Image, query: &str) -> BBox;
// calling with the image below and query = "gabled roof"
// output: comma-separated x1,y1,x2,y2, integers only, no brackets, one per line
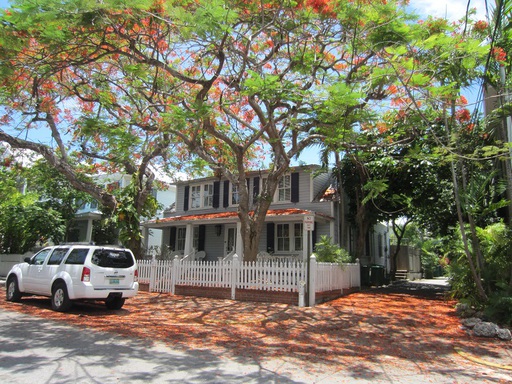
144,208,333,228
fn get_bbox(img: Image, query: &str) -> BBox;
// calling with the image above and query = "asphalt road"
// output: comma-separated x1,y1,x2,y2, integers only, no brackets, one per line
0,309,289,384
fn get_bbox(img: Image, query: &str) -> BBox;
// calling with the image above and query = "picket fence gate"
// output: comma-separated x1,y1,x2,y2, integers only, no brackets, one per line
137,255,360,307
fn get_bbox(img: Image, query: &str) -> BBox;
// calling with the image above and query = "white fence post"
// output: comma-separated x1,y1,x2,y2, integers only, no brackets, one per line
149,258,157,292
171,255,179,295
298,280,306,307
309,254,317,307
231,254,239,300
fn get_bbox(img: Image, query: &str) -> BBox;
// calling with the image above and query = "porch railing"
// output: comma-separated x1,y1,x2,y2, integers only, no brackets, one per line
137,255,360,307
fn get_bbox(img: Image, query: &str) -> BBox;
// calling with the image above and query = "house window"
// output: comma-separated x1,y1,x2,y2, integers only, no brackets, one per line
190,183,214,209
203,184,213,207
176,227,186,251
276,223,303,252
277,175,291,202
277,224,290,252
231,184,239,205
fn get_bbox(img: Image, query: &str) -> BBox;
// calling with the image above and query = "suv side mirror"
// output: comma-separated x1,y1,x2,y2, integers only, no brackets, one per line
24,257,31,264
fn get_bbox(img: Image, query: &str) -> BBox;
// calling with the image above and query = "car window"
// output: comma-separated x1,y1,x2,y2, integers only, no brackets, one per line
91,249,134,268
47,248,69,265
31,249,51,265
65,248,89,265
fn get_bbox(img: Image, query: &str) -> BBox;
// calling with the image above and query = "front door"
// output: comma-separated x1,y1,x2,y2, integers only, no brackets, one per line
224,225,237,256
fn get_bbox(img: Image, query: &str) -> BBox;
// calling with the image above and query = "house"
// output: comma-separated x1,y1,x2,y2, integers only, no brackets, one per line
143,165,390,265
69,173,176,248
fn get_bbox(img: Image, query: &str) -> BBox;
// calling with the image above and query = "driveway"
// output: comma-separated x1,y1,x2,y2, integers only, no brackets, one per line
0,282,511,383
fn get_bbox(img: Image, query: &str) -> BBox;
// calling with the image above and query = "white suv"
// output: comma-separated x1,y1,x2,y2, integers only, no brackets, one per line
5,245,139,312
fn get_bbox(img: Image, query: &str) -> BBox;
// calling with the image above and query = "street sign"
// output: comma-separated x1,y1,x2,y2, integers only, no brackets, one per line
303,215,314,231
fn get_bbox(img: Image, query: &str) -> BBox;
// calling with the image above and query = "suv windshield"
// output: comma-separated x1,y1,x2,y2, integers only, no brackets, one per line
91,249,134,268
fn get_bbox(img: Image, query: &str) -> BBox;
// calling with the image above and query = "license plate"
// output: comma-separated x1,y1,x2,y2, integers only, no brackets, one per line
109,279,120,285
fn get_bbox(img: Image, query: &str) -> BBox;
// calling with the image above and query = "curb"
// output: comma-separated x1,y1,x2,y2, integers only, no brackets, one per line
455,347,512,371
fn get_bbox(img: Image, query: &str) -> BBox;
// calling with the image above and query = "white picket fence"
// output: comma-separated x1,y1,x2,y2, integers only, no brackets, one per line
137,255,360,307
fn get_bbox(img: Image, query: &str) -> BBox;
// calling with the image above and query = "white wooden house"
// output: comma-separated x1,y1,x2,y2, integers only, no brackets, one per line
144,165,390,266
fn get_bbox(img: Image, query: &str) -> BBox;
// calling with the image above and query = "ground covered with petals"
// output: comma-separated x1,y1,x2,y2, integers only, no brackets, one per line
1,283,511,382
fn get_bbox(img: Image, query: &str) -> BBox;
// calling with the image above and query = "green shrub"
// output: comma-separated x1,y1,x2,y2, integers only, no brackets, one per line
314,235,352,264
484,293,512,327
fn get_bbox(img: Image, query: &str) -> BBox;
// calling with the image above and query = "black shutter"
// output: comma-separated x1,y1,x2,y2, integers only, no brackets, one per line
312,225,317,251
213,181,220,208
253,177,260,200
183,185,189,211
266,223,275,253
291,172,299,203
169,227,177,251
223,180,229,207
198,225,206,251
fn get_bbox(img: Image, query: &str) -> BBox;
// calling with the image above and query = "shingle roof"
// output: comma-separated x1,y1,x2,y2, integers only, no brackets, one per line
144,208,333,227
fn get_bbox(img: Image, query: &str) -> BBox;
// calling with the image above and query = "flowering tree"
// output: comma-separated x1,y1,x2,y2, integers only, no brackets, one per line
0,0,490,261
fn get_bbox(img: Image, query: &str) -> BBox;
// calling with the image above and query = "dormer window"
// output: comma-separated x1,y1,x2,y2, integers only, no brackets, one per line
277,175,291,202
231,184,240,205
190,183,214,209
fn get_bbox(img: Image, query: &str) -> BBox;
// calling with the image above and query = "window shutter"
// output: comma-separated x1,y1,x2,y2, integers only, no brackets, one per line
183,186,189,211
291,172,299,203
223,180,229,208
312,225,317,251
169,227,177,251
253,177,260,200
266,223,275,253
198,225,206,251
213,181,220,208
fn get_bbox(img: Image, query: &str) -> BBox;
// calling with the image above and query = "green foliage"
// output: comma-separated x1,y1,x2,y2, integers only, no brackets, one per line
446,222,512,313
0,196,66,253
484,293,512,327
314,235,352,265
112,175,161,246
420,238,445,279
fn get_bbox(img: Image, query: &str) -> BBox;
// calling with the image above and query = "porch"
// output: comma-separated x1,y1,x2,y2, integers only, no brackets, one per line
142,208,334,263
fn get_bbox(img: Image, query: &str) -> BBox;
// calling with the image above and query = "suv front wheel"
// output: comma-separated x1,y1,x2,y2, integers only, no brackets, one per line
52,282,72,312
6,276,22,302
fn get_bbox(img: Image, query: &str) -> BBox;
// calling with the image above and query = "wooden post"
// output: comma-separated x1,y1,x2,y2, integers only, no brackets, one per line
149,257,157,292
171,255,179,295
231,254,239,300
298,281,306,307
309,254,317,307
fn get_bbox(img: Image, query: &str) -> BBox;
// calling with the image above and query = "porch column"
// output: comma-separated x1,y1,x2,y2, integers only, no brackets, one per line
302,225,308,262
85,218,94,244
236,222,243,259
184,223,194,256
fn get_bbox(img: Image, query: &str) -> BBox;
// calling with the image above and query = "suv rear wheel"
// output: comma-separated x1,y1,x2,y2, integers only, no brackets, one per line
105,296,125,310
6,276,22,302
52,282,72,312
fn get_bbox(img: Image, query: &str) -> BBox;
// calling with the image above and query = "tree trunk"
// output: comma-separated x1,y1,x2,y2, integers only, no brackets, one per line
444,106,488,301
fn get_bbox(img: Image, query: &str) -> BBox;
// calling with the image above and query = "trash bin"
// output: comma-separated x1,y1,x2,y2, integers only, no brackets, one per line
360,265,370,286
370,265,385,286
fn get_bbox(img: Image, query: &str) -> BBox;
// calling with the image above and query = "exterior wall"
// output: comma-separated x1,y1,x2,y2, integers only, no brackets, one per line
391,245,422,276
358,222,390,269
0,253,30,277
171,166,333,218
143,187,176,250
